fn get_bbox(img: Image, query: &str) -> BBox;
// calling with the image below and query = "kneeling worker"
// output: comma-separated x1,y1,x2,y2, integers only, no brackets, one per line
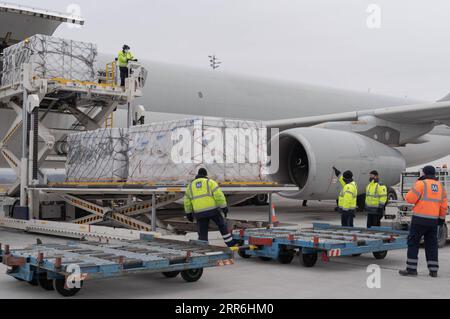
399,166,447,278
365,171,388,228
184,168,236,247
333,167,358,227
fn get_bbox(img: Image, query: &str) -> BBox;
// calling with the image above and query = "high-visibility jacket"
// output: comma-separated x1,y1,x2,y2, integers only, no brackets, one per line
365,181,388,211
405,179,448,222
338,176,358,211
117,51,135,68
184,178,228,215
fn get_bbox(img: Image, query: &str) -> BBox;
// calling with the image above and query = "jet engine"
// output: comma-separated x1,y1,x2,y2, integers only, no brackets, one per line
270,127,406,200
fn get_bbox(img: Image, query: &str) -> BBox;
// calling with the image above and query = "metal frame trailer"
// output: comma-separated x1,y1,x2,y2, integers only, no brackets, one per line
232,223,408,268
0,235,234,297
383,169,450,248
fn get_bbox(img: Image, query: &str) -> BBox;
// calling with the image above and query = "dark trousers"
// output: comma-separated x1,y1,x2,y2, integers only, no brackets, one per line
341,210,355,227
119,67,129,87
197,210,235,247
406,222,439,273
367,213,382,228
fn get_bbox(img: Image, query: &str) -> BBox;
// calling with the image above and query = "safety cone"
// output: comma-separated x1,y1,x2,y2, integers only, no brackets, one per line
271,204,280,227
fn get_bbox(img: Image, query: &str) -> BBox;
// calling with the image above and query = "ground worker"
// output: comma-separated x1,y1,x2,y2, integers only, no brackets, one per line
399,166,448,278
333,167,358,227
365,171,388,228
117,45,137,87
184,168,236,247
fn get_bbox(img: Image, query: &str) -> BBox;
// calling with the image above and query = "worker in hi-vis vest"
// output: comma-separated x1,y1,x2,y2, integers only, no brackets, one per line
117,44,137,87
184,168,236,247
333,167,358,227
365,170,388,228
399,166,448,278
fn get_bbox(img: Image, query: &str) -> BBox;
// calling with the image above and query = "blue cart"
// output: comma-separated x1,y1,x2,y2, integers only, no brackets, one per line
0,235,234,297
232,223,408,267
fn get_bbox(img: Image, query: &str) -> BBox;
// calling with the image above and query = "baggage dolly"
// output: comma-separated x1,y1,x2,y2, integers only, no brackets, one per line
233,223,408,268
0,235,234,297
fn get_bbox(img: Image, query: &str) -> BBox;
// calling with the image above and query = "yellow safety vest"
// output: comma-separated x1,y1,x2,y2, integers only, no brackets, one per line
117,51,135,68
365,181,388,210
338,176,358,211
184,178,228,215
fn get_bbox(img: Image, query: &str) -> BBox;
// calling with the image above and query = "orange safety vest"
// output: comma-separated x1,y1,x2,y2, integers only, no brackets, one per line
405,179,448,221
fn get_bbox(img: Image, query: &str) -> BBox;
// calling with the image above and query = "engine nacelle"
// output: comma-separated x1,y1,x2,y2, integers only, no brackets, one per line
271,128,406,200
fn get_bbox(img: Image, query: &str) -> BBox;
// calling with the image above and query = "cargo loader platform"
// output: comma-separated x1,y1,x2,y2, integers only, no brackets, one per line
0,235,234,297
23,182,298,233
233,223,408,268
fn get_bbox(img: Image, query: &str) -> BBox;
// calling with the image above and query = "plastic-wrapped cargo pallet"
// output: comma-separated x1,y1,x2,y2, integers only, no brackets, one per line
1,34,97,86
66,128,129,182
128,118,268,184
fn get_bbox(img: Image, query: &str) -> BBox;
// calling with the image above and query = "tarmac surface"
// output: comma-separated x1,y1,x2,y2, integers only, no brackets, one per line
0,197,449,299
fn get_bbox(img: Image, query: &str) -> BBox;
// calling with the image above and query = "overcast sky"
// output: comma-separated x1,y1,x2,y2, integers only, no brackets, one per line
14,0,450,101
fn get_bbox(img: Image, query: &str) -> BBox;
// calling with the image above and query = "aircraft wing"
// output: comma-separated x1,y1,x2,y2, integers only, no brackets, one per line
0,3,84,44
266,100,450,129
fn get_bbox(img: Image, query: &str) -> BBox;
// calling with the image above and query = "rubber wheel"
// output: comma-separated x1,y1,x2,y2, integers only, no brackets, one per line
278,251,295,264
38,273,54,291
258,257,272,262
28,276,38,286
373,251,388,260
238,249,251,259
53,278,83,297
252,194,268,206
181,269,204,283
162,271,180,278
301,252,318,268
438,224,448,249
387,187,398,202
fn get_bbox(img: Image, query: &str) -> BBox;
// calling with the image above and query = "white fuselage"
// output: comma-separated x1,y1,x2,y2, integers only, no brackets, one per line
131,58,450,167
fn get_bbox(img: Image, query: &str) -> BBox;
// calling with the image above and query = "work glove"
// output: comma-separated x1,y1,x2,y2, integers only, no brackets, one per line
438,219,445,226
333,167,341,178
222,207,229,218
186,213,194,223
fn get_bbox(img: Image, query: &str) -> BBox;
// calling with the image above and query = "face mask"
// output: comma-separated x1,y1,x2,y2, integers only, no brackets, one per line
369,178,375,182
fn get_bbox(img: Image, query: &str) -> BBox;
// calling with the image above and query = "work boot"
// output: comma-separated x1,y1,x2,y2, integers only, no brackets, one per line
429,271,438,278
399,269,418,277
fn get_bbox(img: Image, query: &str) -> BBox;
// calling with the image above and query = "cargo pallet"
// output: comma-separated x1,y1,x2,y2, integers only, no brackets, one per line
0,235,234,297
233,223,408,268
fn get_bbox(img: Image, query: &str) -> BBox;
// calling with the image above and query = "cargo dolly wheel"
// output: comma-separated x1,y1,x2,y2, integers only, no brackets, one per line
300,252,318,268
259,257,272,262
373,251,388,260
162,271,180,278
28,276,39,286
38,273,54,291
278,250,296,265
53,278,83,297
238,249,251,259
181,268,204,283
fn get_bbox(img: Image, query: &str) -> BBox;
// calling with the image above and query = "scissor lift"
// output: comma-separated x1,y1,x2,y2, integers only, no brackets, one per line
0,40,146,222
0,235,234,297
